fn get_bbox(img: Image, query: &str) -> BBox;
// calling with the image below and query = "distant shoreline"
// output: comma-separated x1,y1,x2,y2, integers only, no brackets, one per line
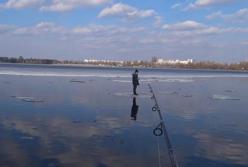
1,62,248,73
1,56,248,72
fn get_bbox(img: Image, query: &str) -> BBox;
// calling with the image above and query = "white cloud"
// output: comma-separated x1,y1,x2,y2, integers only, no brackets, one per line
72,27,94,35
163,20,206,31
206,11,223,19
161,20,242,39
171,3,183,9
1,21,248,61
1,21,247,39
11,22,145,37
14,22,67,35
98,3,156,19
0,0,42,9
40,0,109,12
207,8,248,23
0,21,246,42
186,0,233,10
71,25,145,44
161,20,248,45
224,27,248,33
154,16,163,27
72,25,116,36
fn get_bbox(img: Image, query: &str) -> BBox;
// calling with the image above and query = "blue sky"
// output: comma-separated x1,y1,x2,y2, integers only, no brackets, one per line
0,0,248,62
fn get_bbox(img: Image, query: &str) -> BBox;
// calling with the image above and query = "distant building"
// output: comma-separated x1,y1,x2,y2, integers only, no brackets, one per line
83,59,124,64
156,58,193,65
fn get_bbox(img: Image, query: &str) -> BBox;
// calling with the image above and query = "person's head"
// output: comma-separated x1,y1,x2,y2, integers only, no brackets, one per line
135,69,139,73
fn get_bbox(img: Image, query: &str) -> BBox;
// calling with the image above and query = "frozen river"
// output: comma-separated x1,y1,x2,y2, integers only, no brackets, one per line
0,64,248,167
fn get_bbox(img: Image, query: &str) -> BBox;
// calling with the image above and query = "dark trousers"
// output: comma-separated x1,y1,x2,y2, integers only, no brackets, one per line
133,84,137,95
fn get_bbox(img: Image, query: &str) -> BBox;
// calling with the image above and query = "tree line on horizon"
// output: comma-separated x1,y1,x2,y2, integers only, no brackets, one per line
0,56,59,64
1,56,248,71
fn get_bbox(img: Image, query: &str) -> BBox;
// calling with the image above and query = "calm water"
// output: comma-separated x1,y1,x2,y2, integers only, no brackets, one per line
0,64,248,167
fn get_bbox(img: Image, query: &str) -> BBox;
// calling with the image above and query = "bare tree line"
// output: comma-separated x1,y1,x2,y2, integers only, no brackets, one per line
1,56,248,71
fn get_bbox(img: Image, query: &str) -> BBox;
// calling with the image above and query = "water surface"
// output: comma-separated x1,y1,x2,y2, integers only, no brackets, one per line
0,64,248,167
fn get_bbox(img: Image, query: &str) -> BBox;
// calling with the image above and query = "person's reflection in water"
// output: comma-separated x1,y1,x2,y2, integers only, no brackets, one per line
131,97,139,120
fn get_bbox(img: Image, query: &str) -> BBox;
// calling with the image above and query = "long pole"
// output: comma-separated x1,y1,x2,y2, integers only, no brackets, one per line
148,83,179,167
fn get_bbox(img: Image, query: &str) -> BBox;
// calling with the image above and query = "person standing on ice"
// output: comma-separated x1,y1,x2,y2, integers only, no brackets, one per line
132,69,139,95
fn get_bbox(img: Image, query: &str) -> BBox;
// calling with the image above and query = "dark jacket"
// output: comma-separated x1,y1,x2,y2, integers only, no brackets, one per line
132,73,139,85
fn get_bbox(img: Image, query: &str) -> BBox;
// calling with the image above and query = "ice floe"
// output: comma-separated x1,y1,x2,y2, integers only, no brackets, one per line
70,80,86,83
112,78,194,84
2,70,248,79
11,96,44,102
114,92,151,98
225,90,233,93
20,136,35,140
157,79,194,83
182,94,193,98
159,91,179,95
112,80,131,83
212,95,240,100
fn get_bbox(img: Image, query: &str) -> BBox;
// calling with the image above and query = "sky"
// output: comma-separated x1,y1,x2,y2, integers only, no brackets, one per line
0,0,248,62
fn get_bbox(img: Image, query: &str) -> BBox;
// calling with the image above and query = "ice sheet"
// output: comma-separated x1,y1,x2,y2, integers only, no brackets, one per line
11,96,44,102
114,92,151,98
212,95,240,100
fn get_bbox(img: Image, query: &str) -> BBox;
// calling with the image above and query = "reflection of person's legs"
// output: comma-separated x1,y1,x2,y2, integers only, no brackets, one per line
133,84,137,95
131,97,138,120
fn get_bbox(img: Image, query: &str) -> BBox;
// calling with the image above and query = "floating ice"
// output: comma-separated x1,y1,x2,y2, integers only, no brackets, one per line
212,95,240,100
159,91,178,95
112,78,195,84
72,120,81,123
114,92,134,97
114,92,151,98
225,90,233,93
1,70,248,79
157,79,194,83
0,71,130,78
20,136,35,140
182,94,193,98
70,80,86,83
11,96,44,102
140,79,155,83
113,79,157,83
112,80,131,83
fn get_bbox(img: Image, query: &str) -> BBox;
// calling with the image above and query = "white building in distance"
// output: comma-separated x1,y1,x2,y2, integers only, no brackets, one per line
84,59,124,64
156,58,193,65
